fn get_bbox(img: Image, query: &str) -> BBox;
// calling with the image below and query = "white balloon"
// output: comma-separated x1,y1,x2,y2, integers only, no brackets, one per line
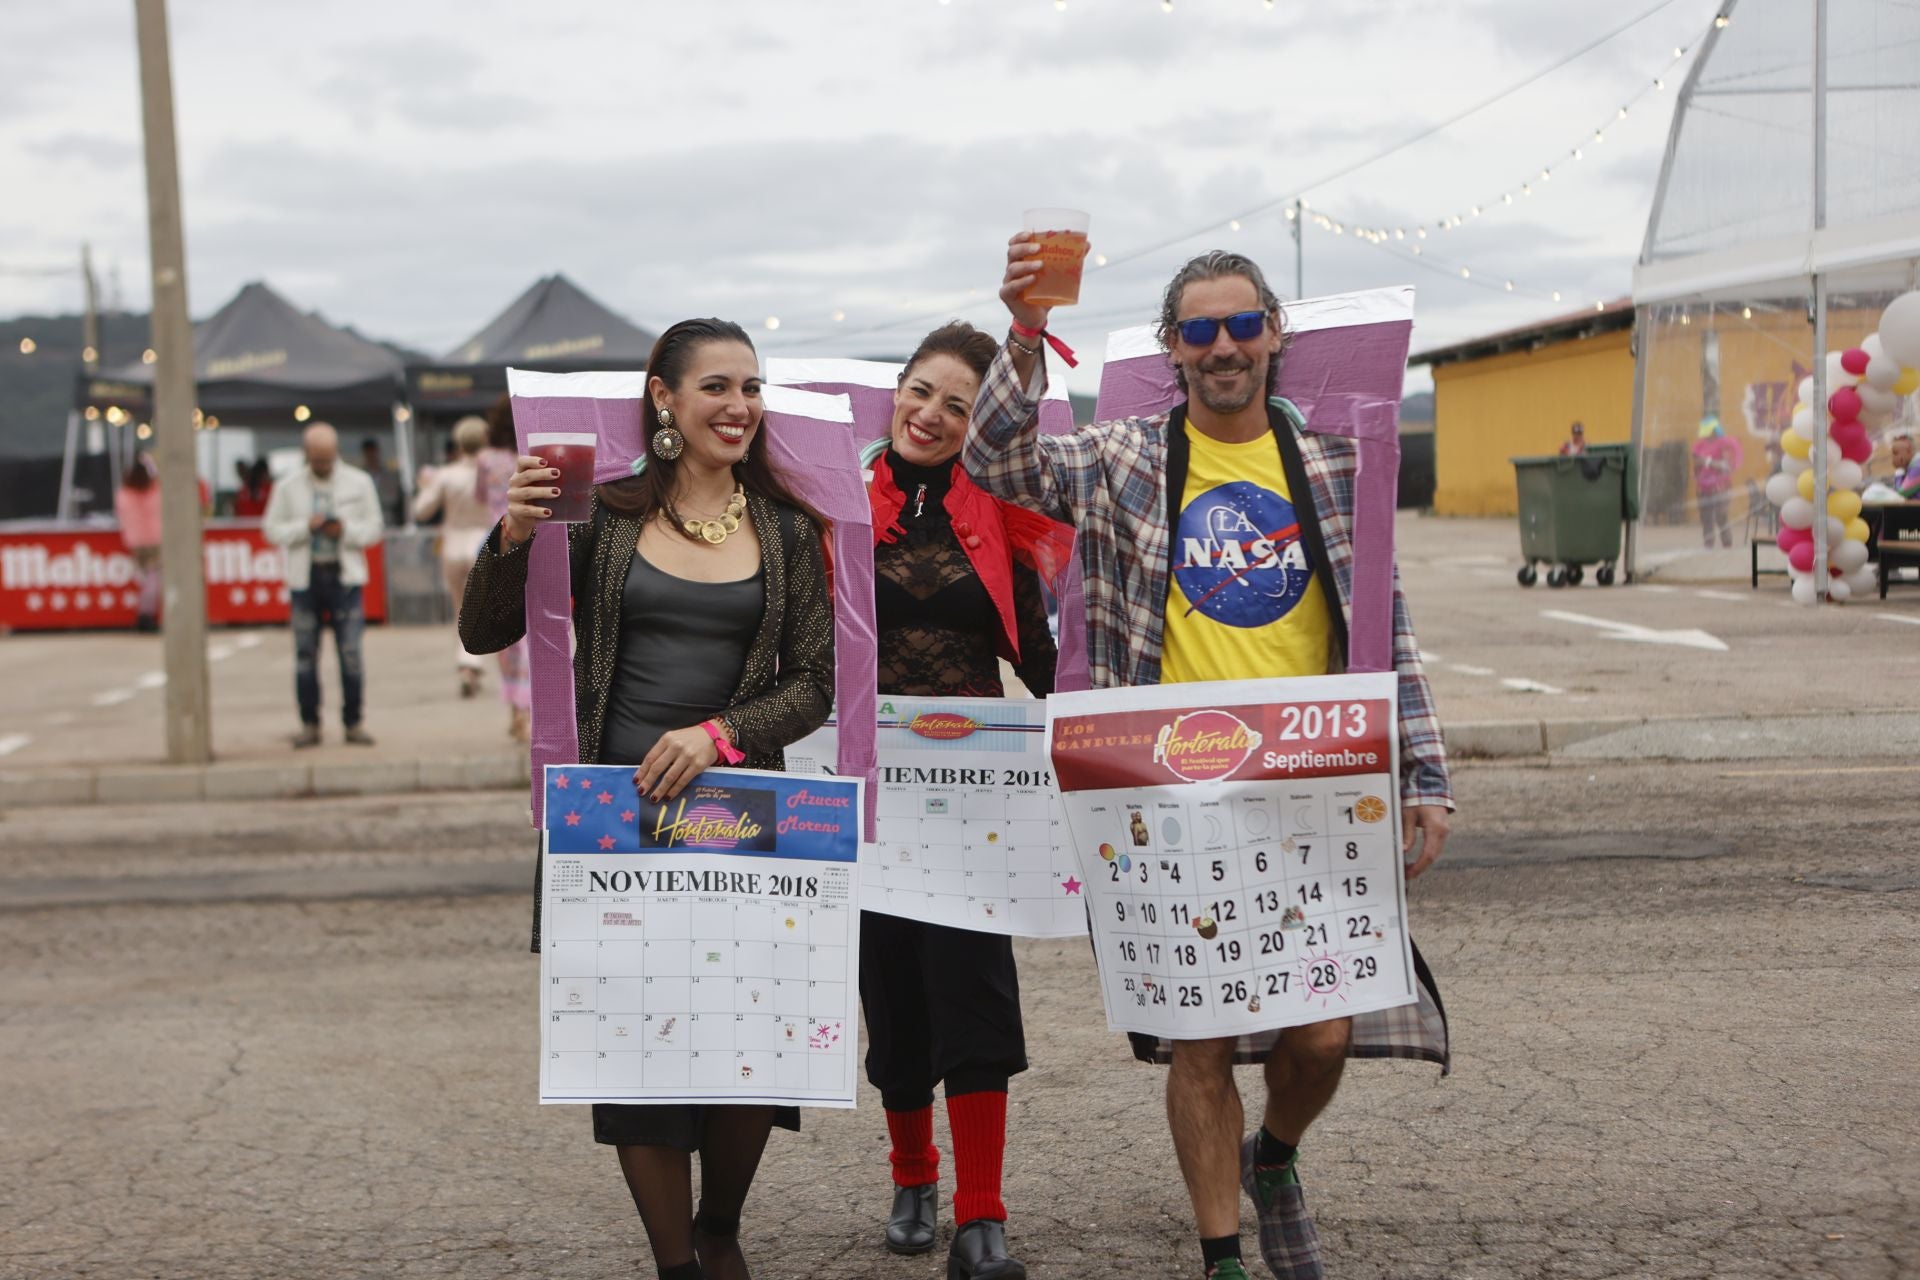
1827,350,1860,389
1832,460,1864,491
1764,472,1798,507
1791,405,1814,433
1827,515,1847,544
1864,333,1886,360
1833,539,1869,572
1783,454,1811,476
1830,578,1853,602
1878,290,1920,367
1859,383,1900,414
1779,497,1815,529
1798,375,1816,404
1866,353,1901,390
1848,565,1879,596
1792,576,1819,605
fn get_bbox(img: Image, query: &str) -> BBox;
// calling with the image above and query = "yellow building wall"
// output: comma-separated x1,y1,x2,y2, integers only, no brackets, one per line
1431,328,1635,517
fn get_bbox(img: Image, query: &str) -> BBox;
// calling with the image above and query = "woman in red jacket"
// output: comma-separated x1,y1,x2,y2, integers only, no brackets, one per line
862,322,1066,1280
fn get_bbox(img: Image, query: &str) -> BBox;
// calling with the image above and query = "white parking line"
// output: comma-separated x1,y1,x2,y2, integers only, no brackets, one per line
91,689,135,707
1694,589,1747,602
235,634,264,650
1449,664,1497,677
1419,652,1442,665
1500,678,1565,695
1876,613,1920,626
135,671,166,690
1638,584,1678,593
208,643,236,661
0,734,30,757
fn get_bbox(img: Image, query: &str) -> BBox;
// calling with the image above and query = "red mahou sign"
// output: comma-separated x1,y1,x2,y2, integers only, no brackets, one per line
0,523,387,630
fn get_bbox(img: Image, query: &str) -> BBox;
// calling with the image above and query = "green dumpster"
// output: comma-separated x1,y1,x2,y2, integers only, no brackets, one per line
1511,452,1627,587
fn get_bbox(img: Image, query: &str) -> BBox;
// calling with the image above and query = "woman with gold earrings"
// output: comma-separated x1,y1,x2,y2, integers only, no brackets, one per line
460,317,835,1280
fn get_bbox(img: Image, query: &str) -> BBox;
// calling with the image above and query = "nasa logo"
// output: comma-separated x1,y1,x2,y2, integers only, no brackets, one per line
1172,482,1313,628
1152,709,1262,783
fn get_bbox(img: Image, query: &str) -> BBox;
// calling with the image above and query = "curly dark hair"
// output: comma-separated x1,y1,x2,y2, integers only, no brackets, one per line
1155,250,1290,396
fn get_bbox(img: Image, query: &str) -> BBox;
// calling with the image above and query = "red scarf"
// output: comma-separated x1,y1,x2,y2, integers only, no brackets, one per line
868,454,1073,665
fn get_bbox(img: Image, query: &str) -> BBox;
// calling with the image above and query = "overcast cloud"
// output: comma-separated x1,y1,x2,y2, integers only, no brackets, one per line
0,0,1726,391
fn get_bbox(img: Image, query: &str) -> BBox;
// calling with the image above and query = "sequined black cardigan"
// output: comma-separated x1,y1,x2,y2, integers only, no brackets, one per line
458,490,835,770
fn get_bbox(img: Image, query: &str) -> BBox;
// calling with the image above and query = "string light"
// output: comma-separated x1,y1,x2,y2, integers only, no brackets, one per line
1228,219,1241,231
765,316,781,330
17,337,34,354
141,348,156,363
293,404,311,421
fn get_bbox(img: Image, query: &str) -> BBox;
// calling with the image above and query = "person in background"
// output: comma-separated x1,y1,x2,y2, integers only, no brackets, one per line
1890,432,1918,496
114,454,164,632
361,436,405,527
411,416,494,699
264,422,385,747
860,321,1064,1280
1691,414,1744,548
474,396,532,741
459,318,834,1280
233,458,273,518
1558,421,1586,456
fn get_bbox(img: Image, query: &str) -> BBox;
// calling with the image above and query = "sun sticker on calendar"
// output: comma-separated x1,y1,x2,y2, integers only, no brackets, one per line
538,765,864,1107
1046,674,1418,1040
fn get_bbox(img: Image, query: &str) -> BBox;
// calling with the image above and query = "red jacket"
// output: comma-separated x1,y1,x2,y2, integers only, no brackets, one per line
868,453,1072,665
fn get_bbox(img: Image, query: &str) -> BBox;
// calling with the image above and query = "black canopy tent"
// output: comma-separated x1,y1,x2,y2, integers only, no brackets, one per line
403,274,657,453
65,281,408,516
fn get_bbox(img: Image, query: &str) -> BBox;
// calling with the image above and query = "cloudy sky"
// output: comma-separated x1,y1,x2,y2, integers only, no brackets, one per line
1,0,1725,391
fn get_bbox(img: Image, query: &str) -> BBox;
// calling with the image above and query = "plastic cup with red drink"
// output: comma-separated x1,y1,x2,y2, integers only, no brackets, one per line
527,431,597,523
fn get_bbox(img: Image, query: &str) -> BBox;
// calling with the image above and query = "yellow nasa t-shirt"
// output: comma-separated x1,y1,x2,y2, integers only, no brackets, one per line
1160,424,1332,684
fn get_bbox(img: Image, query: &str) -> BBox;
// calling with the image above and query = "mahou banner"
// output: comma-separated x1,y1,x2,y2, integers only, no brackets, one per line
0,522,387,630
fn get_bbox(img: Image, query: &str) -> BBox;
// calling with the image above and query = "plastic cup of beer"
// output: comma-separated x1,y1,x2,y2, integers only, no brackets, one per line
1022,208,1091,307
527,431,597,523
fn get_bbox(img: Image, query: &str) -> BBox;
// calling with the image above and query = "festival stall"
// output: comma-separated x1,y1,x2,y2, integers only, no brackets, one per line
1629,0,1920,596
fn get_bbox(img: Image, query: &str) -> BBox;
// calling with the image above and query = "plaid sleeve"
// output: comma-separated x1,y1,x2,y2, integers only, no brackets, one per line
964,345,1108,525
1391,563,1453,810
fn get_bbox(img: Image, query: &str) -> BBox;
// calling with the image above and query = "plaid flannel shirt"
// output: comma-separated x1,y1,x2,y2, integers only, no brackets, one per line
964,346,1452,810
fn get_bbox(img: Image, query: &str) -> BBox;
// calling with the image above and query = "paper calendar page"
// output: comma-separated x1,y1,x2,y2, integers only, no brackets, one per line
539,765,863,1107
1046,675,1418,1040
786,697,1085,939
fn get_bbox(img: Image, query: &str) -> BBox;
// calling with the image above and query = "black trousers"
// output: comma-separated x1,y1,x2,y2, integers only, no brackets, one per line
859,911,1028,1112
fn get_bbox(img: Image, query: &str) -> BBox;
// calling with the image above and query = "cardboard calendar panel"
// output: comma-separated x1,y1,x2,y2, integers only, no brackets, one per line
786,697,1085,938
539,765,863,1107
1047,675,1417,1040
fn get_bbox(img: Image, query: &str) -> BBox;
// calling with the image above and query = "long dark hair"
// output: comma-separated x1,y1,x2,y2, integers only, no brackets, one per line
484,393,515,451
595,318,819,531
121,453,155,491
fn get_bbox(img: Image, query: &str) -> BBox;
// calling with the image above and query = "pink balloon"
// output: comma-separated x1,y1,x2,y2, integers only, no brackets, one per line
1829,386,1863,422
1842,434,1874,464
1777,526,1812,553
1831,420,1868,450
1840,347,1871,376
1788,542,1816,573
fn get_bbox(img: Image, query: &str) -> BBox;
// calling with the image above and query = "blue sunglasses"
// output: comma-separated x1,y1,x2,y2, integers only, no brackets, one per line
1177,310,1268,346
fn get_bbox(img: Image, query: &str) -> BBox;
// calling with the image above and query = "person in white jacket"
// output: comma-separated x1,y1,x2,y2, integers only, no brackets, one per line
263,422,385,747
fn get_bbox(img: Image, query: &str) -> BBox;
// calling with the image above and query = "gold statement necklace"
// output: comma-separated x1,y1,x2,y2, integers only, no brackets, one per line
678,485,748,545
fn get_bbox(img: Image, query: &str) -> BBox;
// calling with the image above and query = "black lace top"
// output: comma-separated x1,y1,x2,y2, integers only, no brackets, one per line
873,450,1057,699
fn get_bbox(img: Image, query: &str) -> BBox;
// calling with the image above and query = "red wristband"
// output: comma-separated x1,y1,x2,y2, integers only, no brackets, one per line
701,719,745,766
1009,319,1043,340
1008,320,1079,368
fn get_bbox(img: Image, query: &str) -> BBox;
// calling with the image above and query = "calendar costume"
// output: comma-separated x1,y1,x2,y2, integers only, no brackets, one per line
966,337,1451,1279
460,490,836,1151
860,448,1061,1260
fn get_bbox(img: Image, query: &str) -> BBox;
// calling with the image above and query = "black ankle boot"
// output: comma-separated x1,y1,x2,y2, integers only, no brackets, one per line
886,1182,938,1255
947,1220,1024,1280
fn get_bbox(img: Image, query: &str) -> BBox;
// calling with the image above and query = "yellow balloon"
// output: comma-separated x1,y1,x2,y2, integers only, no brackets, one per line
1846,518,1871,544
1796,468,1817,501
1828,489,1863,521
1895,366,1920,397
1782,430,1813,459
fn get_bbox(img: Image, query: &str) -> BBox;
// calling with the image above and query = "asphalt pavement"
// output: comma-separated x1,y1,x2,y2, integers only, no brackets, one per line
2,755,1915,1280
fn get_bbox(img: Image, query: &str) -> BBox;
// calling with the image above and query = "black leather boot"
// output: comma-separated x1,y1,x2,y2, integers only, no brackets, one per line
886,1182,938,1255
947,1219,1025,1280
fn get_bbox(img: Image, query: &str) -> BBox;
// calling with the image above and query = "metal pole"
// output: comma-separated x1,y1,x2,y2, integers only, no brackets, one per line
1809,0,1829,603
1625,305,1649,582
134,0,212,763
1290,198,1304,299
81,242,101,372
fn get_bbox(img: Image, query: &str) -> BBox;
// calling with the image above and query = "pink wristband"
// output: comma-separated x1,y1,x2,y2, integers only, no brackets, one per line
701,719,745,766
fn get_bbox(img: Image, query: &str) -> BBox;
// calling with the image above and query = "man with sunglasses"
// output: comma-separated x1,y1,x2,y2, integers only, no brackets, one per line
965,244,1452,1280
